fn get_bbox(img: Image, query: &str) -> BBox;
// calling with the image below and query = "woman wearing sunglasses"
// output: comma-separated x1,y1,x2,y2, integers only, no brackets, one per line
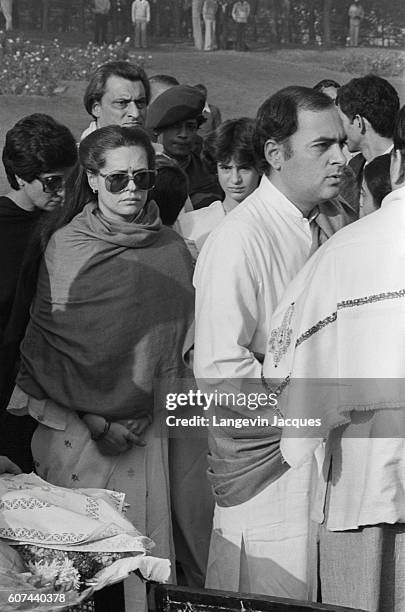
0,113,77,473
9,125,194,610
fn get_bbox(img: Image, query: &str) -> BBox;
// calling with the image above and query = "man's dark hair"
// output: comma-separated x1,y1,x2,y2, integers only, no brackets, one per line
313,79,341,92
2,113,77,190
393,105,405,152
149,74,179,88
202,117,258,174
253,86,333,172
363,154,392,208
83,60,150,118
336,74,399,138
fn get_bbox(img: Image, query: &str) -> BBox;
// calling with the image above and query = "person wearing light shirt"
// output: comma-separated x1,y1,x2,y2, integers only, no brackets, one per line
194,86,348,598
132,0,151,49
261,104,405,612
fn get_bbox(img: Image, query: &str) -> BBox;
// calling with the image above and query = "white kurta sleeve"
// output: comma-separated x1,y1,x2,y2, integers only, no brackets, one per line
194,223,263,382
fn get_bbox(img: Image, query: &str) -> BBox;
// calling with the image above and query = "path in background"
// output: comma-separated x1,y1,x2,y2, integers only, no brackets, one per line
0,46,403,191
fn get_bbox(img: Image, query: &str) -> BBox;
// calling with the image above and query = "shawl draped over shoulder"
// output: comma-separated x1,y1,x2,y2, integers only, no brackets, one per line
17,201,194,420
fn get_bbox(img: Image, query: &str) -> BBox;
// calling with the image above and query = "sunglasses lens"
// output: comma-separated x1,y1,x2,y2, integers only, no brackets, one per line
106,174,129,194
134,171,155,190
43,176,64,193
105,171,155,193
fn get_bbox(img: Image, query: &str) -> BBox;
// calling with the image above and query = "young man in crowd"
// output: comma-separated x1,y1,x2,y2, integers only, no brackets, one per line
146,84,223,209
194,86,351,599
336,74,399,215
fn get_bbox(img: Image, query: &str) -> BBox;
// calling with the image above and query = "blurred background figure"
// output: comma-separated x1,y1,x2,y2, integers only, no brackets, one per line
178,117,259,256
194,83,222,140
232,0,250,51
313,78,341,101
348,0,364,47
132,0,151,49
93,0,111,45
216,0,231,49
149,74,179,104
0,0,13,31
202,0,218,51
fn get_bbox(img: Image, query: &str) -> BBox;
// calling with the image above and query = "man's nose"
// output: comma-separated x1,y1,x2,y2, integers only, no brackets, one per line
331,144,346,165
177,124,188,138
230,168,242,183
127,101,141,117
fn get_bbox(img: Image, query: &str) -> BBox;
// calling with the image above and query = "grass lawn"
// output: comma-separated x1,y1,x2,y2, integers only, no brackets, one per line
0,43,403,191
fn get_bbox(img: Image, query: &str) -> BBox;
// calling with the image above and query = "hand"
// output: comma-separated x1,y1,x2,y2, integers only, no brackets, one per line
0,456,22,475
95,421,143,456
126,415,151,441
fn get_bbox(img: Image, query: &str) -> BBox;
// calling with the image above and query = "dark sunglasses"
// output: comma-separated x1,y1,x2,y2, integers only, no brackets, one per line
98,169,156,194
36,175,65,194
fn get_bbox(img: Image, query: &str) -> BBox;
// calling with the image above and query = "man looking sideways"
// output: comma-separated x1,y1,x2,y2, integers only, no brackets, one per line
194,86,348,599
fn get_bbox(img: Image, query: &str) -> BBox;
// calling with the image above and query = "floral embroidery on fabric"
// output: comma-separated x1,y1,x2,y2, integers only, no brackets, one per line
0,527,86,543
267,303,295,368
71,474,80,483
0,498,51,511
85,497,100,521
295,312,337,348
64,440,72,448
338,288,405,309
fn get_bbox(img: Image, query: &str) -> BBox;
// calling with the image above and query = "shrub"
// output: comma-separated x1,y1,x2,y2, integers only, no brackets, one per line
341,51,405,77
0,34,150,96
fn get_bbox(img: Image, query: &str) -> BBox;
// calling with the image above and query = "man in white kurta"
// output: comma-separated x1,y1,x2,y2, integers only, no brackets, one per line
194,86,348,598
262,107,405,611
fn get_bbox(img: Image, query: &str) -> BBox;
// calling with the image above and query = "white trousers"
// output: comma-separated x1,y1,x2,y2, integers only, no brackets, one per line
205,458,316,599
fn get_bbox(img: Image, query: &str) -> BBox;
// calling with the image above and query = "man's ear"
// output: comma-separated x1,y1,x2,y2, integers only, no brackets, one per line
354,114,367,135
390,149,405,190
92,101,101,120
264,138,285,171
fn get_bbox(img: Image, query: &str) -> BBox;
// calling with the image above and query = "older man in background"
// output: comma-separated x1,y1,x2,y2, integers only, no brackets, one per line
81,60,150,140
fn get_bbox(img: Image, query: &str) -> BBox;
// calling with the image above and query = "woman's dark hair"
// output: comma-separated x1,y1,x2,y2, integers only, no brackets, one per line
363,154,392,208
38,125,155,251
202,117,258,175
151,155,189,225
2,113,77,190
393,105,405,152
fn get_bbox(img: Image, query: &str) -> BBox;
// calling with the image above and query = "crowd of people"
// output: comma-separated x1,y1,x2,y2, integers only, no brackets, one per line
0,60,404,612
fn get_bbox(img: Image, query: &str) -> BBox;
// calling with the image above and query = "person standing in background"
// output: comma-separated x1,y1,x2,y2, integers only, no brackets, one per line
232,0,250,51
132,0,150,49
348,0,364,47
93,0,110,45
0,0,13,31
202,0,218,51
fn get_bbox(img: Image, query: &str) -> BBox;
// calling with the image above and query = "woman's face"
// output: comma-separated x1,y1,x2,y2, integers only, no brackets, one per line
217,157,259,204
89,145,150,222
22,169,68,211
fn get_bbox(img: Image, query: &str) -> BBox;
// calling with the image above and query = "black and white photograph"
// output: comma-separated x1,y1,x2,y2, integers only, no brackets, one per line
0,1,404,611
